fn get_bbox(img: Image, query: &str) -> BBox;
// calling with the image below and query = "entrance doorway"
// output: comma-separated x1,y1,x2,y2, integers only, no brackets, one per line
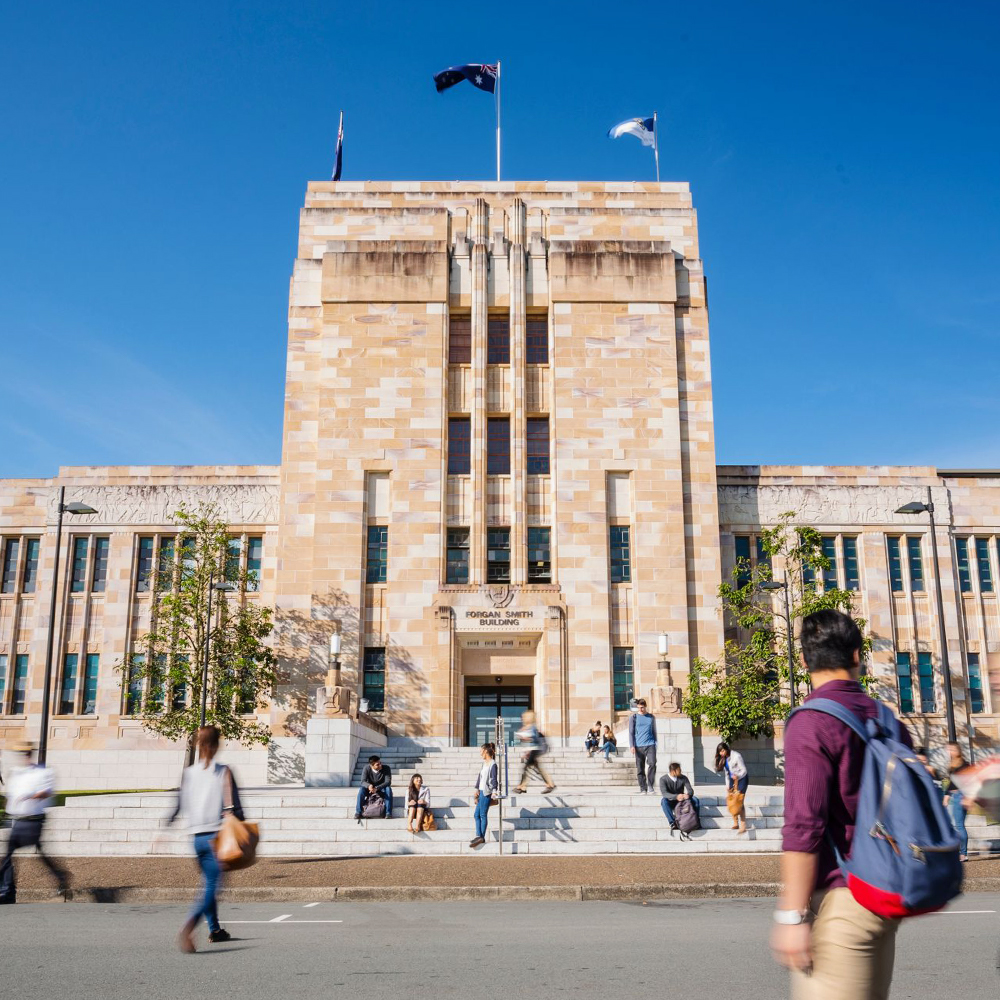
465,686,532,747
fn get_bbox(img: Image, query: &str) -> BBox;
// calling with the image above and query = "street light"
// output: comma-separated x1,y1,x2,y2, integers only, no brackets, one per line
199,574,236,727
38,489,98,765
895,488,958,742
761,577,797,709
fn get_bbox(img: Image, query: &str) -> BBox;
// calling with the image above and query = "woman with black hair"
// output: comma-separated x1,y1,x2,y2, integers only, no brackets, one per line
716,741,748,834
406,773,431,833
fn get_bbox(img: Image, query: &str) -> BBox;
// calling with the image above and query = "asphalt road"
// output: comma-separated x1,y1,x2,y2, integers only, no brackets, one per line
2,895,998,1000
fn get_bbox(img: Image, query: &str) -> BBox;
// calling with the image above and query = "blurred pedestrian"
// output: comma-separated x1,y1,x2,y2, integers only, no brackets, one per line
942,742,970,861
0,742,69,904
406,774,430,833
629,698,657,793
513,712,555,794
716,742,749,834
470,742,498,848
599,725,618,763
660,761,700,836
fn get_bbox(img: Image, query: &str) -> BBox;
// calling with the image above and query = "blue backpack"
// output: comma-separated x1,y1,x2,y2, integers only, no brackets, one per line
788,698,963,918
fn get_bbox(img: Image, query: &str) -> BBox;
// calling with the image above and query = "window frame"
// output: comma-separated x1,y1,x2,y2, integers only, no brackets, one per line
362,647,386,712
448,417,472,475
955,537,972,593
526,417,550,475
527,527,551,584
610,525,632,584
486,316,510,365
526,316,549,365
0,538,18,594
612,646,634,712
446,528,470,585
974,537,994,594
448,316,471,365
916,651,936,713
894,652,915,714
487,527,511,584
486,417,511,475
967,653,986,714
10,654,28,715
366,525,389,584
59,652,79,715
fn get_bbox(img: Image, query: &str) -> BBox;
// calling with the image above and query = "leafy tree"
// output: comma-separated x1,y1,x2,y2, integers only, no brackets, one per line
685,512,873,743
117,503,278,749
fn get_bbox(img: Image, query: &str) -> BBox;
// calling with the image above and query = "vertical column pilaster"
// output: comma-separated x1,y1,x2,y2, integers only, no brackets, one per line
470,198,489,583
509,198,527,584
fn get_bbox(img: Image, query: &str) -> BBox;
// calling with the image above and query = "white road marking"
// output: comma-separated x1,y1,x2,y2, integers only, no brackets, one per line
227,920,343,924
270,914,292,922
930,910,996,915
304,902,321,908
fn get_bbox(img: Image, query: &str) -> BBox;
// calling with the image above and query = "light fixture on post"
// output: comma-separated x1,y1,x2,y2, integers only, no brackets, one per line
329,631,342,686
651,632,683,715
199,575,236,728
317,629,352,717
657,633,670,685
760,577,797,709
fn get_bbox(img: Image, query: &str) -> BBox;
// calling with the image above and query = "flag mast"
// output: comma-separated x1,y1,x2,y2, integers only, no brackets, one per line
495,60,502,182
653,111,660,183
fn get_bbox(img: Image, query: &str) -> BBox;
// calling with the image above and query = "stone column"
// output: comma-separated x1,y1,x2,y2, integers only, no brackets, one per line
469,197,489,584
509,197,528,585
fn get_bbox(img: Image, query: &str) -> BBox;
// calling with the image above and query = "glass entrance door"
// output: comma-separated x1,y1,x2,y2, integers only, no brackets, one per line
465,686,532,746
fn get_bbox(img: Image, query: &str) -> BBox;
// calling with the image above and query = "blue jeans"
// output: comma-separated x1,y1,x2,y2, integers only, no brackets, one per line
661,796,700,825
601,742,617,761
356,786,393,817
189,832,222,933
948,794,968,855
474,794,492,839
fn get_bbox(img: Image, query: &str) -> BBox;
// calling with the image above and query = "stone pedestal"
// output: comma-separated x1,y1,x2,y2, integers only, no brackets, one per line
304,715,387,787
656,715,696,782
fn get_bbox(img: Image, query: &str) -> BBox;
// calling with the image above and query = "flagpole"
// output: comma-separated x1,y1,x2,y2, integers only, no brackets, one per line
653,111,660,183
495,60,502,182
333,109,343,181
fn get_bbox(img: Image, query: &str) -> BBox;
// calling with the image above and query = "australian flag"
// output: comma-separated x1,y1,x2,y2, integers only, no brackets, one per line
331,111,344,182
433,63,498,94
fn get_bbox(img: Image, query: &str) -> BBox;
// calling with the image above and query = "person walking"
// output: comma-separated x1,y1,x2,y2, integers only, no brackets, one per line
942,741,970,861
167,725,243,952
716,742,749,834
659,761,700,835
405,774,430,833
0,742,70,904
771,609,915,999
628,698,657,793
599,725,618,763
513,711,555,794
470,742,498,848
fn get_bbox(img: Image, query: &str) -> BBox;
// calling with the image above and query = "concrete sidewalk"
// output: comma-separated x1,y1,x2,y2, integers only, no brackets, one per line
9,854,1000,903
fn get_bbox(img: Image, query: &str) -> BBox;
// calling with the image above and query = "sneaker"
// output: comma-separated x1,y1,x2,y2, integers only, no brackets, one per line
543,785,556,794
0,896,15,906
469,837,485,848
354,812,362,821
208,929,232,943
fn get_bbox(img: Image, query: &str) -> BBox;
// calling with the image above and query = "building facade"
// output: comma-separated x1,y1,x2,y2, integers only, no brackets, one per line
1,182,997,787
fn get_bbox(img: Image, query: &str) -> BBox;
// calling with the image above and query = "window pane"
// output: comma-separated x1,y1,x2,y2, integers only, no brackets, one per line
487,528,511,583
82,654,99,714
955,538,972,592
612,647,634,711
70,538,89,593
843,537,860,591
246,536,263,592
91,536,110,593
171,655,188,711
449,317,471,364
446,528,470,584
126,654,145,715
895,653,914,713
225,537,242,586
179,536,196,583
610,525,631,583
448,418,471,475
822,536,838,591
0,654,6,713
734,536,751,589
527,527,551,583
526,418,550,474
11,655,28,714
526,317,548,364
975,538,993,593
136,537,155,593
967,653,985,714
906,536,924,592
362,648,385,712
917,652,936,713
887,537,903,592
22,538,40,594
60,653,78,714
157,537,175,591
366,526,388,584
1,539,19,593
149,653,166,711
487,417,511,475
755,536,771,573
487,317,510,364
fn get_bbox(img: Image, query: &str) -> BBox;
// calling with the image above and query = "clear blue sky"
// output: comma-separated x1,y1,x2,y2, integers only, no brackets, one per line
2,1,998,477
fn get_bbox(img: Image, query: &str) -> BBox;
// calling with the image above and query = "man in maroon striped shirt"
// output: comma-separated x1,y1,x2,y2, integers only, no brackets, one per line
771,609,914,1000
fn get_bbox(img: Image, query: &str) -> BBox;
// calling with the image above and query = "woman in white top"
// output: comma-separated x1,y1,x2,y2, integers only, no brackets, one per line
406,774,431,832
715,742,749,835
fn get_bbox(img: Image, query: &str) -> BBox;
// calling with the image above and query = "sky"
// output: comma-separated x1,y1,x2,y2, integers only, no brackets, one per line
2,1,999,477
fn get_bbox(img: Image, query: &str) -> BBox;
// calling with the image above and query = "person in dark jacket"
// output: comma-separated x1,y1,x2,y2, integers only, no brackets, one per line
659,762,699,833
354,755,393,820
585,721,603,756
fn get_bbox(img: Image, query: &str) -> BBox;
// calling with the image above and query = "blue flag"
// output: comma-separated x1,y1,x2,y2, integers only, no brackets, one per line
608,117,656,148
331,111,343,182
434,64,498,94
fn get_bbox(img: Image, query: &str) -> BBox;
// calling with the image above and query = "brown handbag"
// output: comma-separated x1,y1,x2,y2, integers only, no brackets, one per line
421,809,437,832
727,789,746,817
213,766,260,871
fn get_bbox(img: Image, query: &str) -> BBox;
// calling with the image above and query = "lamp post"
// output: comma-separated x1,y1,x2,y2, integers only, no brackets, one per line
761,576,797,709
895,489,958,742
199,573,235,728
38,488,98,765
329,632,342,685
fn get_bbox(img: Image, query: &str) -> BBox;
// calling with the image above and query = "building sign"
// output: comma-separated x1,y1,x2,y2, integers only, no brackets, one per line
454,607,543,632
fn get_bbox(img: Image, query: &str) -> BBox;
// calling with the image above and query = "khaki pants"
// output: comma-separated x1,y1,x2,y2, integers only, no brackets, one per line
791,887,899,1000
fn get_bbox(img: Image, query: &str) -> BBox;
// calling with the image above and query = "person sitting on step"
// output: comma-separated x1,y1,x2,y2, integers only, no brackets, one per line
659,761,700,835
406,773,430,833
585,721,603,757
599,725,618,763
354,754,393,820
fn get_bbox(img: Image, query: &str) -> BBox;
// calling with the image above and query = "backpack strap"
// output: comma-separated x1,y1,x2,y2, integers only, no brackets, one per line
787,698,870,743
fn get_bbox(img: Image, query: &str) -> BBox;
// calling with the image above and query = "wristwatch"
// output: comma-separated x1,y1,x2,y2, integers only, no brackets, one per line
772,908,810,925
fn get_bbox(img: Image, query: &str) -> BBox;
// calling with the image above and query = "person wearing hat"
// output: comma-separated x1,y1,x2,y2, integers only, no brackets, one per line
0,742,70,904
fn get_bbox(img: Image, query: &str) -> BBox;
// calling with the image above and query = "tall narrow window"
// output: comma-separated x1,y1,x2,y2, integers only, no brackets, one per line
136,536,155,593
975,538,994,593
612,647,634,712
487,418,511,475
446,529,470,584
526,418,550,474
756,537,771,574
487,317,510,364
82,654,99,714
802,562,816,587
21,538,39,594
362,648,386,712
11,655,28,714
955,537,972,592
895,653,914,714
448,316,471,364
487,528,511,583
734,536,752,589
917,652,936,713
968,653,985,714
1,539,19,593
610,526,632,583
0,654,6,713
366,526,388,583
171,656,188,711
906,536,924,592
526,317,548,364
91,536,110,593
448,417,471,475
179,536,196,583
156,537,175,591
246,536,263,592
843,537,860,591
527,527,551,584
125,654,145,715
148,653,167,711
225,537,242,586
822,536,838,591
887,537,904,593
60,653,78,715
70,538,89,593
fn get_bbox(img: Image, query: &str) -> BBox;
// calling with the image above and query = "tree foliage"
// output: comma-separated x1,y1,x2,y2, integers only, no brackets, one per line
685,512,873,743
116,503,278,747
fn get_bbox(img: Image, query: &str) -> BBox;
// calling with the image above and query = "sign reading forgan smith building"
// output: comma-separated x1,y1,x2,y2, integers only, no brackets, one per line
456,609,543,632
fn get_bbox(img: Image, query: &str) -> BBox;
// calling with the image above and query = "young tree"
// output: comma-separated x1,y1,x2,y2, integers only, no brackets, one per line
117,503,278,749
685,512,873,743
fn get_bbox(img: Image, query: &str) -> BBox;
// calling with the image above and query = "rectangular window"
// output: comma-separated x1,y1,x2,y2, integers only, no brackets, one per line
756,536,771,574
148,653,166,711
822,536,838,591
366,526,388,584
91,536,110,593
179,536,196,583
487,317,510,364
125,654,145,715
887,537,904,593
446,528,470,584
136,536,155,593
975,538,994,593
448,417,471,475
906,536,924,592
1,538,19,593
968,654,985,714
22,538,40,594
246,536,263,592
82,654,99,714
487,417,511,475
526,417,550,474
0,654,6,712
527,527,551,584
526,316,548,364
955,537,972,592
610,525,632,583
225,537,242,586
802,562,816,587
171,656,188,711
734,535,752,589
917,652,935,713
487,528,511,583
843,537,860,591
612,647,634,712
362,648,385,712
156,537,175,591
70,537,89,593
60,653,78,715
448,316,471,364
895,653,914,714
11,655,28,714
